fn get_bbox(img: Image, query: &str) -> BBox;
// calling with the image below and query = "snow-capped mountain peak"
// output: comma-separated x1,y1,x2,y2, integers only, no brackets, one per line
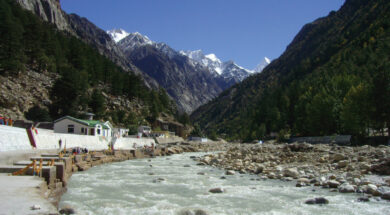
115,31,155,52
205,54,219,62
107,28,130,43
253,57,271,73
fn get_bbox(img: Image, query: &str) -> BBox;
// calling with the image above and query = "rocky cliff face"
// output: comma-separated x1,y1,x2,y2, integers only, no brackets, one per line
15,0,69,31
0,70,57,119
15,0,159,89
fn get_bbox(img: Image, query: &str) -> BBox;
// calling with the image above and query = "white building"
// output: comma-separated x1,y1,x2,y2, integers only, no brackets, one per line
54,116,113,137
138,126,151,137
114,128,129,137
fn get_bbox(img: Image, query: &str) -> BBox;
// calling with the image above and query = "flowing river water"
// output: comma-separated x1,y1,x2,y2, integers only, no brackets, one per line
60,152,390,215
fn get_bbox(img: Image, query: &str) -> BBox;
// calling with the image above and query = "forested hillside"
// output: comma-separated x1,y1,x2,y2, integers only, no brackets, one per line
191,0,390,141
0,0,177,127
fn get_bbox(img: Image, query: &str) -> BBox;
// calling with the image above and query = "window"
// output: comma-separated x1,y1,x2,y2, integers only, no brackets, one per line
97,129,101,135
81,128,84,133
68,125,74,133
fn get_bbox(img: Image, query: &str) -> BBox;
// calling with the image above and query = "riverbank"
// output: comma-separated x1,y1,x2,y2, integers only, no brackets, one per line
0,140,229,215
198,141,390,202
60,151,390,215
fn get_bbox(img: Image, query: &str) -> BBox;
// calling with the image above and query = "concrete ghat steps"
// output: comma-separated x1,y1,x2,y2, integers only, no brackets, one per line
30,156,72,173
0,174,58,215
14,161,65,184
0,165,56,185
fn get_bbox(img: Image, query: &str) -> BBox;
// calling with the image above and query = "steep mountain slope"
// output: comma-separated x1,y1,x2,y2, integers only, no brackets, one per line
1,0,176,127
113,31,229,113
192,0,390,140
15,0,159,89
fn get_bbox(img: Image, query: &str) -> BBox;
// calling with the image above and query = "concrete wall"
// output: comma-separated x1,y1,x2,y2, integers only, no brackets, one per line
33,128,109,151
0,126,157,153
114,137,155,150
156,136,184,144
0,125,32,152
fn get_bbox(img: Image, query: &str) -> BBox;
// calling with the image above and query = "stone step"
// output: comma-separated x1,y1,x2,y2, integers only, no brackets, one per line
0,165,56,185
30,156,72,173
14,161,65,184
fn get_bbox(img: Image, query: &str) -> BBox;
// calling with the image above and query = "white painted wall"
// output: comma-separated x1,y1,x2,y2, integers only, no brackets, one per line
33,128,109,151
0,125,32,152
0,126,156,152
114,137,155,150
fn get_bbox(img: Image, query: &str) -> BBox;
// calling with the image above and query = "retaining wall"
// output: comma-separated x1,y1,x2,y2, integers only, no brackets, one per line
33,128,109,151
114,137,155,150
0,125,32,152
0,126,156,153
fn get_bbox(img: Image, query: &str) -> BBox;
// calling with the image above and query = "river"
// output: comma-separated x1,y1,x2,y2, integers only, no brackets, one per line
60,152,390,215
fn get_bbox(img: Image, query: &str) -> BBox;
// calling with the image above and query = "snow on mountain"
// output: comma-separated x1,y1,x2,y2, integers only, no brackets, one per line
180,50,257,82
107,28,130,43
115,31,157,54
110,29,270,83
253,57,271,73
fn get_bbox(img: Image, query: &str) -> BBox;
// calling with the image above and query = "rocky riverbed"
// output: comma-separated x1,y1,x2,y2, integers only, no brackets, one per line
198,141,390,202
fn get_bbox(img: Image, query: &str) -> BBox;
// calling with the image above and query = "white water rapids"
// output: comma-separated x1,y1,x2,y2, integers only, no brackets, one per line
60,152,390,215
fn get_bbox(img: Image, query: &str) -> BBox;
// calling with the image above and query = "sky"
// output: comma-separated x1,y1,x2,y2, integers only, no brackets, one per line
61,0,345,69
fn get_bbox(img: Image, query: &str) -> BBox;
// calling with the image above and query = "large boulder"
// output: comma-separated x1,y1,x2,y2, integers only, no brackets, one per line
209,188,224,193
305,197,329,205
337,160,349,169
283,168,299,178
362,184,379,195
332,153,347,162
327,180,341,188
339,183,355,193
371,158,390,175
226,170,235,175
59,206,76,215
382,192,390,200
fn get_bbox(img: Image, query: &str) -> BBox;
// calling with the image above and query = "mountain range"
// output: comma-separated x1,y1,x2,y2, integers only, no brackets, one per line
191,0,390,141
108,29,270,84
11,0,270,114
107,28,269,112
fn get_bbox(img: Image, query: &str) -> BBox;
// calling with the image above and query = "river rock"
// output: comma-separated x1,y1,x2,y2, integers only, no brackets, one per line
371,158,390,175
194,209,209,215
328,180,340,188
363,184,378,195
332,153,346,162
59,206,76,214
254,164,265,174
337,160,349,169
226,170,235,175
30,205,40,210
178,209,209,215
209,188,224,193
381,192,390,200
184,164,191,167
296,178,310,187
339,183,355,193
305,197,329,205
283,168,299,178
358,197,370,202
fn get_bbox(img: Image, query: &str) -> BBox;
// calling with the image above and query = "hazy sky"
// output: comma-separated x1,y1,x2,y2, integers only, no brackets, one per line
61,0,345,69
